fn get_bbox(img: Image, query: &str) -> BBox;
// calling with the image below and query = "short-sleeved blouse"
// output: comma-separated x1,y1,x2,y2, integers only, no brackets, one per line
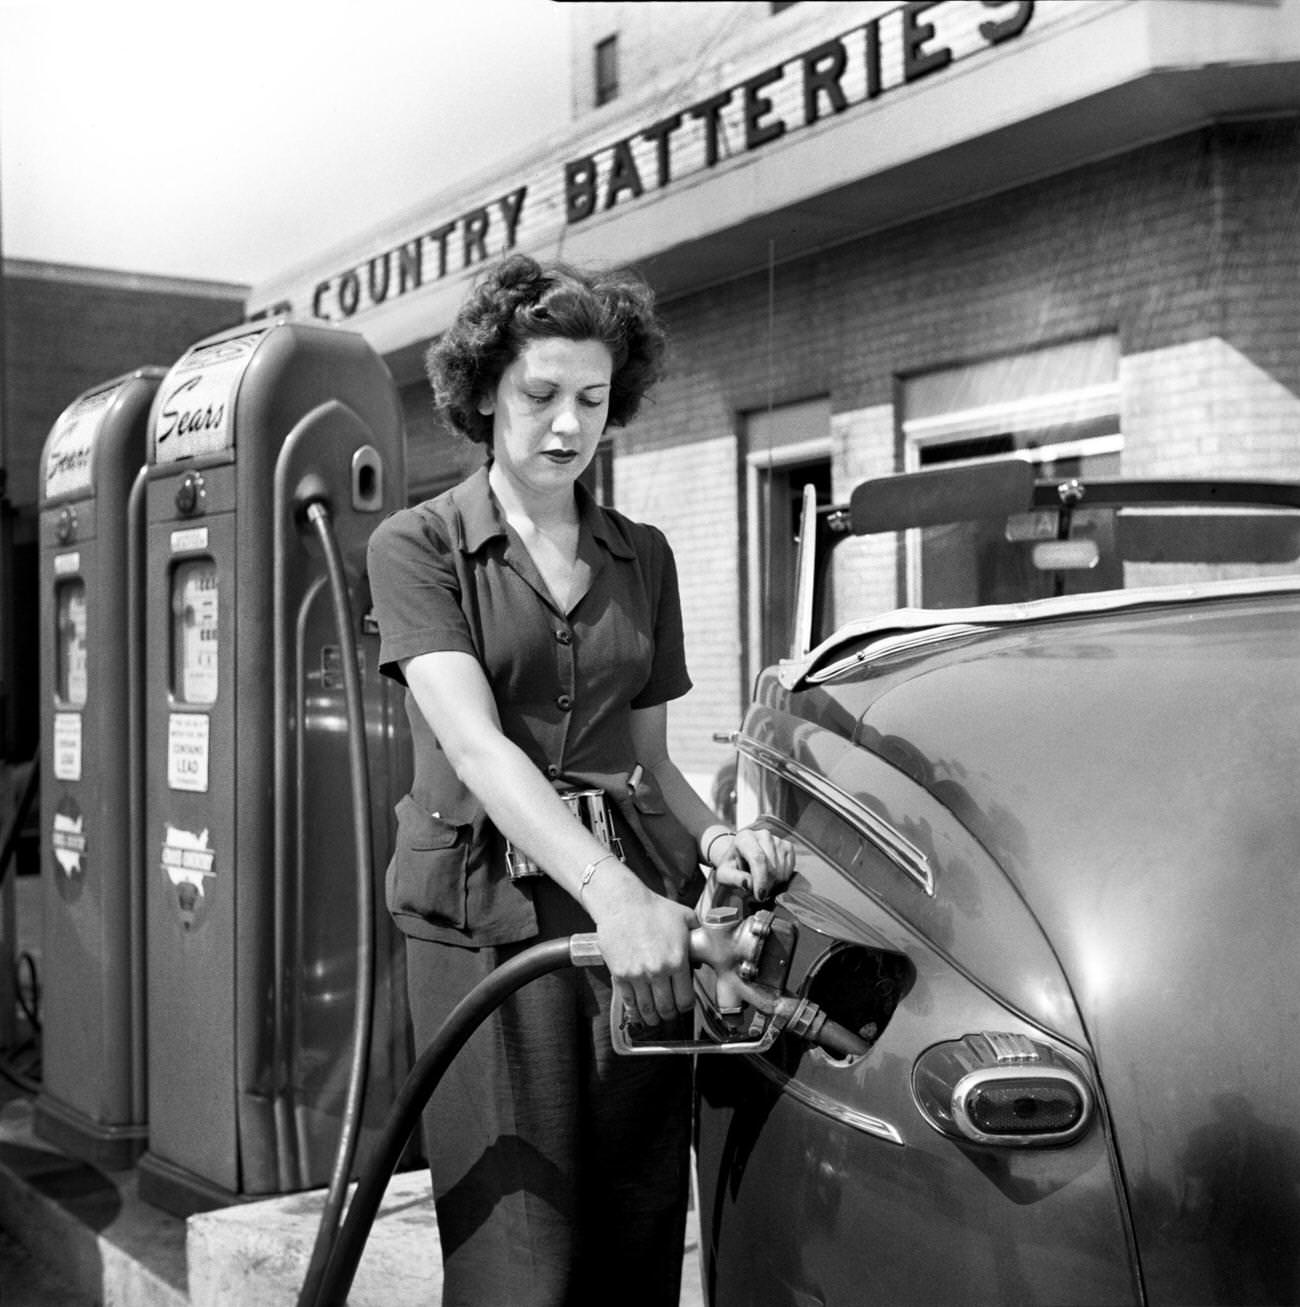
366,464,692,944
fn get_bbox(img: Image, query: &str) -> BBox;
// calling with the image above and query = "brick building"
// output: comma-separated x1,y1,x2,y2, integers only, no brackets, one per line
247,0,1300,793
1,262,245,753
2,263,247,511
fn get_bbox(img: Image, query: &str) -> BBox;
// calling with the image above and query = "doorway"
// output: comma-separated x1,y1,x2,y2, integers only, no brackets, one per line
744,397,832,686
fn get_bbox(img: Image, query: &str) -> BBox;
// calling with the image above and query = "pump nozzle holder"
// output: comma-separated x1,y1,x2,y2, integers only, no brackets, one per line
293,473,334,525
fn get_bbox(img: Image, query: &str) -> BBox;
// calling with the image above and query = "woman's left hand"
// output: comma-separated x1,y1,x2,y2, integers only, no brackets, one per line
711,826,796,900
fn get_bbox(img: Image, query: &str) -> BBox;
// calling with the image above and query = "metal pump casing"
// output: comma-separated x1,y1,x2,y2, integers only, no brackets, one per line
135,320,409,1215
34,368,163,1169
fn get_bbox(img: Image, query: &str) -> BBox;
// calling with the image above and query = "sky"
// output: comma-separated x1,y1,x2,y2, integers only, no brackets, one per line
0,0,575,288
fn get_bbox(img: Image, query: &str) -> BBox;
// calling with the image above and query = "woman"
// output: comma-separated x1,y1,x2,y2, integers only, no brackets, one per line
366,253,792,1306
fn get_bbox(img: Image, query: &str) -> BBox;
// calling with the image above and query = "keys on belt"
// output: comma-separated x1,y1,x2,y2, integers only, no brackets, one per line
505,787,625,881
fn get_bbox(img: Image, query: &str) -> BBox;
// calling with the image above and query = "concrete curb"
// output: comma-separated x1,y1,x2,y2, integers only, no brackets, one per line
1,1089,708,1306
188,1170,440,1307
0,1095,186,1306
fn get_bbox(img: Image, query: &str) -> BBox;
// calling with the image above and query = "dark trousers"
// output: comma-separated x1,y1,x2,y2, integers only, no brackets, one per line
404,881,692,1307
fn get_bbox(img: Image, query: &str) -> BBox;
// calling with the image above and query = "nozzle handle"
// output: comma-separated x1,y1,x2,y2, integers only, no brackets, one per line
565,923,752,971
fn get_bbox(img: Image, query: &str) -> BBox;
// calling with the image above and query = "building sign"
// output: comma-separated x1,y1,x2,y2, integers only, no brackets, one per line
564,0,1033,224
305,187,528,325
257,0,1034,326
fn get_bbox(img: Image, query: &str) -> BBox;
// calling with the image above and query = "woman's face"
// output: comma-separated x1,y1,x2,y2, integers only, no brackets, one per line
480,336,613,500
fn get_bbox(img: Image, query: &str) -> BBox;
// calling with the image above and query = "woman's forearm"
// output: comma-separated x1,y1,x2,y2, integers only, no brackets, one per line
449,730,631,900
404,650,633,902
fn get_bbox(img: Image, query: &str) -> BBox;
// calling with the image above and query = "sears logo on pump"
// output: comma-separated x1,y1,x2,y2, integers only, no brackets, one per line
155,376,225,449
44,385,117,499
152,328,267,464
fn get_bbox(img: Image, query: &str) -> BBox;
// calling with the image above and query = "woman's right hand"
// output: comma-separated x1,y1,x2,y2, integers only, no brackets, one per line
585,872,699,1027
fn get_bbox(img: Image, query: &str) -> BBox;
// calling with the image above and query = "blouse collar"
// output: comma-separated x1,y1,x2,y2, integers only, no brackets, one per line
453,463,635,560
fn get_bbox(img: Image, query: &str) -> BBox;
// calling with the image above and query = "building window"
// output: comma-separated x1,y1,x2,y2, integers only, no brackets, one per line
594,35,619,107
901,335,1123,607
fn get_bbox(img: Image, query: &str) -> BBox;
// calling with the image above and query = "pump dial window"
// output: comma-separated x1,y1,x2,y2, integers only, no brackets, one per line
172,558,219,705
55,580,88,706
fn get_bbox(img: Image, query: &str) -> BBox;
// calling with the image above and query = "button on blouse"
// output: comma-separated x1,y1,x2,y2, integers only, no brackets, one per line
368,465,691,790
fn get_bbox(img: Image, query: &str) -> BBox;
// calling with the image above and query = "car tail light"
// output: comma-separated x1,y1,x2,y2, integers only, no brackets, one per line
913,1032,1093,1146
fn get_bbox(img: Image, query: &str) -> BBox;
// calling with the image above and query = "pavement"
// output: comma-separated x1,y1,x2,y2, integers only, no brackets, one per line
0,870,708,1306
0,1069,422,1307
0,1082,707,1306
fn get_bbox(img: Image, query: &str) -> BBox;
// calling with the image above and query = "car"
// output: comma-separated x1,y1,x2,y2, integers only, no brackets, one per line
683,464,1300,1306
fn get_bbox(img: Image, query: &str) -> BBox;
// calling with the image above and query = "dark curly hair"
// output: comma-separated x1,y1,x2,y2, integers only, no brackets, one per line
425,253,668,448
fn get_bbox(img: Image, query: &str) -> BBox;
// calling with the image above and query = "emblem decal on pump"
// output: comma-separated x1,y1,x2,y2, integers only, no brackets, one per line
51,795,87,900
161,824,216,930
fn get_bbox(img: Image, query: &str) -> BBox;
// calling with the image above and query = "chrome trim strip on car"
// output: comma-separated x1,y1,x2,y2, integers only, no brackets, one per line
736,735,934,896
782,573,1300,689
745,1052,905,1146
807,623,990,683
982,1031,1040,1063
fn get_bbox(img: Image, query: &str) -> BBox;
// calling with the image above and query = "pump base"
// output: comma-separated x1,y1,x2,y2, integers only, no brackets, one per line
32,1092,147,1173
136,1148,256,1219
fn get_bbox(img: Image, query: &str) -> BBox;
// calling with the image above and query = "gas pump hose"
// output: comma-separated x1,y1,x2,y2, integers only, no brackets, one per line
300,934,590,1307
0,757,38,886
0,757,41,1095
295,495,377,1307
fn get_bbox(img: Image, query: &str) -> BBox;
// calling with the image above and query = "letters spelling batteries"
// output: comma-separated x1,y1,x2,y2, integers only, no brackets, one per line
296,2,1035,327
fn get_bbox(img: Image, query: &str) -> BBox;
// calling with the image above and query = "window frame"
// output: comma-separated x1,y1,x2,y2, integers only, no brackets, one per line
594,34,619,108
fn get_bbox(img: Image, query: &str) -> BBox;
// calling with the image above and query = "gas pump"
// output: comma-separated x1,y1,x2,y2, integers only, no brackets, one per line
34,368,164,1169
32,365,163,1165
135,320,409,1216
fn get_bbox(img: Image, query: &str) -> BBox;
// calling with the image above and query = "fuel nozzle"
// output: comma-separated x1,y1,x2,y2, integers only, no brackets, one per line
609,897,871,1059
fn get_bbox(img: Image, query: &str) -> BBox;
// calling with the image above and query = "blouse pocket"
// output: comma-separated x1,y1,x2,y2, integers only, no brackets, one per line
628,768,668,816
387,794,469,929
623,768,701,897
